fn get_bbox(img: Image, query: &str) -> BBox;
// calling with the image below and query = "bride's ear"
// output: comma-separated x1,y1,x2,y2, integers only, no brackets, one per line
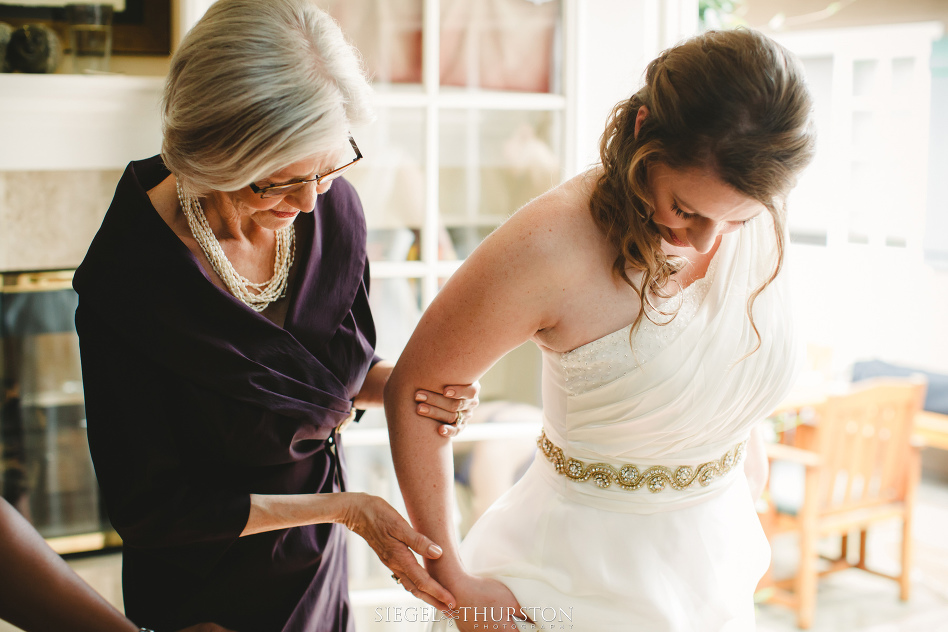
634,106,650,139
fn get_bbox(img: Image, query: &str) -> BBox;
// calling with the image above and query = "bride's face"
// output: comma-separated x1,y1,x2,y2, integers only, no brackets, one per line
647,163,765,255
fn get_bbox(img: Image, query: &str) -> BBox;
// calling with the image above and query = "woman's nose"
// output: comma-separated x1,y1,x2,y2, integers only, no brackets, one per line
687,220,720,254
286,180,328,212
315,180,333,196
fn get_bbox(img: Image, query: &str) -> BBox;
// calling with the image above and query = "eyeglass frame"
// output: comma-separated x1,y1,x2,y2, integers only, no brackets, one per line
247,135,363,199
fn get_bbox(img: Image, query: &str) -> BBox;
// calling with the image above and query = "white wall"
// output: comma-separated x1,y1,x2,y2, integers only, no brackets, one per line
568,0,697,174
775,23,948,376
788,245,948,376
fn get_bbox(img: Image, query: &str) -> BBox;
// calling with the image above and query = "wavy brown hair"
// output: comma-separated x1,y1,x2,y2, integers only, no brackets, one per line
589,28,816,354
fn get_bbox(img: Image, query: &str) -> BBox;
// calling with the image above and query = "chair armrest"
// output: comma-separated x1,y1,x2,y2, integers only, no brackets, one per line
915,411,948,451
765,441,821,467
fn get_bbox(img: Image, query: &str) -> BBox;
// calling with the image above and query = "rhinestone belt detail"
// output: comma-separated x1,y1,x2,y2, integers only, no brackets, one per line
537,430,746,493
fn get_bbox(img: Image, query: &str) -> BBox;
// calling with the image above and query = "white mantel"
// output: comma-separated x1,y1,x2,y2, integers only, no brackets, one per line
0,74,164,171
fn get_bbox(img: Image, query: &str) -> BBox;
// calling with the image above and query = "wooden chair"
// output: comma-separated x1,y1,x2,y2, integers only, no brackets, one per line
757,377,927,629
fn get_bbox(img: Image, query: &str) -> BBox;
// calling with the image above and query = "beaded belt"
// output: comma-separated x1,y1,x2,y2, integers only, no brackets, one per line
537,430,746,493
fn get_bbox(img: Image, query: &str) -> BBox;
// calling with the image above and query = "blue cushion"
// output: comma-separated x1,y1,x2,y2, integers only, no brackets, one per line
851,359,948,415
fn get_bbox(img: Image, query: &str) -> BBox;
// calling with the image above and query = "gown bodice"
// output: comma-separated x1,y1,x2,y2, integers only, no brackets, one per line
536,214,800,512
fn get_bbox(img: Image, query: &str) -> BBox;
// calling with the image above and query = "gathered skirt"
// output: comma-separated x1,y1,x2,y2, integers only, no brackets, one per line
431,456,770,631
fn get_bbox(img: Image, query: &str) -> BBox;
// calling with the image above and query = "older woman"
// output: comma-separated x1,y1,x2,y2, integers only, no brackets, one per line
73,1,473,630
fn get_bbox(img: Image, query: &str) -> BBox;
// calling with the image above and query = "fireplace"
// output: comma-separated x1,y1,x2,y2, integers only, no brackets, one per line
0,269,118,554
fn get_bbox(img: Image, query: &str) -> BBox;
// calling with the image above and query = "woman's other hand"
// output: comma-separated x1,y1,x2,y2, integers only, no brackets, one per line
340,492,457,612
414,382,480,438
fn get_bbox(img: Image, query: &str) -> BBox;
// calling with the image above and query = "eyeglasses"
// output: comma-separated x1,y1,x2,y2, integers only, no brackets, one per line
248,136,363,199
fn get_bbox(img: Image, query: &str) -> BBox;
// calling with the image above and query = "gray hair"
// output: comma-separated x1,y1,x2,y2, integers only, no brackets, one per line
161,0,375,195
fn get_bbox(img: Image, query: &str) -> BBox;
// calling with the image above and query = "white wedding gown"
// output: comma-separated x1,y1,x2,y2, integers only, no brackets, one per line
432,216,799,631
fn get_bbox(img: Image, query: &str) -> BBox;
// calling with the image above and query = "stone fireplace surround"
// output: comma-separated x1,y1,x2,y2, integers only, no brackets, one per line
0,170,124,271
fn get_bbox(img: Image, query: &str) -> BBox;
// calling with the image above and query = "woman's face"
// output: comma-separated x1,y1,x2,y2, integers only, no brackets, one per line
214,145,350,231
647,163,765,254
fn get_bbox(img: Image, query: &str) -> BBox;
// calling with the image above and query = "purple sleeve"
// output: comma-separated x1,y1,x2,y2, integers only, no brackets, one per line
79,306,252,575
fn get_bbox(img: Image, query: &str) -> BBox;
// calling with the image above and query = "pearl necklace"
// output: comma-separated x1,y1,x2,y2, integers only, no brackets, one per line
176,181,295,312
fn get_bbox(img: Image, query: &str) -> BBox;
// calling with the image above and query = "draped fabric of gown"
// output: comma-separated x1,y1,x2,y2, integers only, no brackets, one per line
434,215,799,631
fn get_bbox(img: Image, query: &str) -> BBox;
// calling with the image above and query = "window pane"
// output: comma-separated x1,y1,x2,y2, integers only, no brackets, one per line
440,0,562,93
853,59,878,97
439,109,563,259
348,109,427,263
318,0,423,85
891,57,915,96
788,56,834,241
368,277,422,363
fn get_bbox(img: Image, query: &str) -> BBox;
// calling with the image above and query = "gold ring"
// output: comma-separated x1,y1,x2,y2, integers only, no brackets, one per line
392,573,401,584
455,410,463,424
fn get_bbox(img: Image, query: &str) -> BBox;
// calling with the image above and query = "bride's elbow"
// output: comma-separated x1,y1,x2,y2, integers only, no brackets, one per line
383,364,421,427
381,367,405,420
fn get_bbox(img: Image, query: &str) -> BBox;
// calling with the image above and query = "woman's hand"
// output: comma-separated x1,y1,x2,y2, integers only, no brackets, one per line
442,574,529,632
340,492,457,612
352,362,479,437
415,382,480,438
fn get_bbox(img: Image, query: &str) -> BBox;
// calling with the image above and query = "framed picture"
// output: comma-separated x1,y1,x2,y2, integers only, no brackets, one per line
0,0,171,55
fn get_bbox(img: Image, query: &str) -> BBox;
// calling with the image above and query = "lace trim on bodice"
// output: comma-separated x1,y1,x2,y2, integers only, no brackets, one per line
559,255,719,396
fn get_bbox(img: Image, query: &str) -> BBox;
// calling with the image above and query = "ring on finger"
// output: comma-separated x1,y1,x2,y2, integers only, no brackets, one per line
455,409,463,424
391,573,401,585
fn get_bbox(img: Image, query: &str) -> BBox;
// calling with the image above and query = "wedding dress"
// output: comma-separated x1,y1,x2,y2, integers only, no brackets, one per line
433,215,799,631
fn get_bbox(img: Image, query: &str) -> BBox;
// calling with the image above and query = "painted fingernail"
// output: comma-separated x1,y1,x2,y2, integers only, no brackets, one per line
428,544,443,556
415,392,427,401
444,389,455,397
418,404,429,413
440,426,448,435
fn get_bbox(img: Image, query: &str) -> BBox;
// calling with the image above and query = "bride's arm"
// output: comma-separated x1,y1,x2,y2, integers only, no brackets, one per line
383,201,564,589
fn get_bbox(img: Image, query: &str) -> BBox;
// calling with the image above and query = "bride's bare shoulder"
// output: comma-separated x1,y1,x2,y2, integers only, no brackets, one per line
445,169,609,336
489,169,605,257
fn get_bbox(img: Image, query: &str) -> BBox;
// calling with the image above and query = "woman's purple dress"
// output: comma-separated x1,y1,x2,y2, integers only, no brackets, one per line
74,156,378,632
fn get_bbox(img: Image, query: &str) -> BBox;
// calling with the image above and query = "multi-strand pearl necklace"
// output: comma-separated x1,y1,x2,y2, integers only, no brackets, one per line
177,181,295,312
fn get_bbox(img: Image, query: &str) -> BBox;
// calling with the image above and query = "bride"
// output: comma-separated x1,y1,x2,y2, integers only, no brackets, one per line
384,28,815,631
